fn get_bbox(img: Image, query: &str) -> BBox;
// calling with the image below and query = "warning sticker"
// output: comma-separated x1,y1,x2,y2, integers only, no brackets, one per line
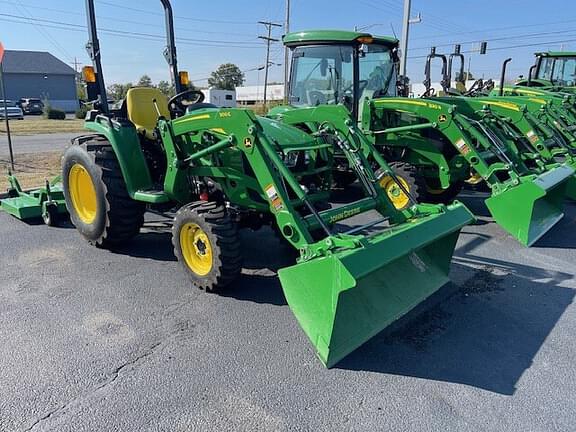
265,184,284,211
455,138,471,156
526,130,539,144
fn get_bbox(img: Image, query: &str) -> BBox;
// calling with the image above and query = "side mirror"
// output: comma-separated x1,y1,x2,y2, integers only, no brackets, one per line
320,59,328,77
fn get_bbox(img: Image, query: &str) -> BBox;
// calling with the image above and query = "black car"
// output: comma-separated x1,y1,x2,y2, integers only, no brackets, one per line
19,98,44,115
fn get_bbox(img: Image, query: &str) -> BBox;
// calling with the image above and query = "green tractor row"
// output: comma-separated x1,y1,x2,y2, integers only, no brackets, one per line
269,30,576,246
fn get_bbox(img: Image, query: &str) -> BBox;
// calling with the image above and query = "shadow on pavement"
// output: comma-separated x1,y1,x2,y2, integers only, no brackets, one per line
336,237,574,395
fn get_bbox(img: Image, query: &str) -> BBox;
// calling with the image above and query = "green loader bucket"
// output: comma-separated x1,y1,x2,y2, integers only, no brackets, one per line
278,203,473,368
485,165,574,246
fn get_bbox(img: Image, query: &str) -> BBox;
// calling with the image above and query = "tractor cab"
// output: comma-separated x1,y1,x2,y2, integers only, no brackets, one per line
285,31,399,121
517,52,576,89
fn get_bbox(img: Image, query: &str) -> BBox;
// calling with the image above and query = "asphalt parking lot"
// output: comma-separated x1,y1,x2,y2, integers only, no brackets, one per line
0,192,575,432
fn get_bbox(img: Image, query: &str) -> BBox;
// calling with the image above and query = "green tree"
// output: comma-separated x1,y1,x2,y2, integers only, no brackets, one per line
208,63,244,90
137,75,153,87
157,80,176,98
107,83,133,100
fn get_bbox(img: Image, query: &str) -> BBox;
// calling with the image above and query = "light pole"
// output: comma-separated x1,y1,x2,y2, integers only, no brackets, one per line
284,0,291,103
399,0,422,78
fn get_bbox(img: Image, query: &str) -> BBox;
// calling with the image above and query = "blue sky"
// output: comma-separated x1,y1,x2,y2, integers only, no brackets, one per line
1,0,575,87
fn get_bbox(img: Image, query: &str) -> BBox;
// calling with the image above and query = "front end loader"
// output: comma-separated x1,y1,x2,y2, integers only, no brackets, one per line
274,30,573,246
60,1,474,367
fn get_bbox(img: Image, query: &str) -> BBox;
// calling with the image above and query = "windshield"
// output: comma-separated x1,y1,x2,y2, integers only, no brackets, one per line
289,45,354,107
538,57,576,86
359,43,397,97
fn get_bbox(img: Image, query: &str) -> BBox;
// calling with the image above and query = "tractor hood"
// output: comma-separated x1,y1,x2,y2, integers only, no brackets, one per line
256,116,318,150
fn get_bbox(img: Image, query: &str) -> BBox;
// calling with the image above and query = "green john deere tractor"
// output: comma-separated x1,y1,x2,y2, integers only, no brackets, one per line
57,0,474,367
271,30,574,246
516,51,576,93
422,50,576,200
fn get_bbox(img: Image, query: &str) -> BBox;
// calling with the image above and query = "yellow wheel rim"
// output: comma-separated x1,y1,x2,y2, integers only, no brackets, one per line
180,223,213,276
379,176,410,210
68,163,98,224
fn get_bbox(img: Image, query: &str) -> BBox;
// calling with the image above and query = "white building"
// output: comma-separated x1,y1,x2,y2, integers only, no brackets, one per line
200,89,236,108
236,84,285,105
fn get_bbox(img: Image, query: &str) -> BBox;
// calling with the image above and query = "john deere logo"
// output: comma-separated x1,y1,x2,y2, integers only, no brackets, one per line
438,114,447,123
244,138,253,148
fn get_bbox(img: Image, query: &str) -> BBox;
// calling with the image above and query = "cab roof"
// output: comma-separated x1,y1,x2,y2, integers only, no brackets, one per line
537,51,576,58
283,30,398,48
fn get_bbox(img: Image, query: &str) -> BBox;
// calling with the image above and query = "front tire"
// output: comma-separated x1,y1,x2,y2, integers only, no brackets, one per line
172,202,243,292
378,162,426,210
62,139,145,247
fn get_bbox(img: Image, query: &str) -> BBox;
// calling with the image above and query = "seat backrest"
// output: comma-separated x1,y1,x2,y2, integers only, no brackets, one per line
126,87,170,139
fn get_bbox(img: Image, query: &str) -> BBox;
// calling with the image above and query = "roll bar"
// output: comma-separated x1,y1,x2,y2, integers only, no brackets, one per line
84,0,183,114
423,47,449,95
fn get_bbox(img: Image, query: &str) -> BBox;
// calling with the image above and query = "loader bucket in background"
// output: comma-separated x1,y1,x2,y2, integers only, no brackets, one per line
485,165,573,246
278,203,473,368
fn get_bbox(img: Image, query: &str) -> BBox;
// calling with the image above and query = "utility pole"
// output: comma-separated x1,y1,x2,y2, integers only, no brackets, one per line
283,0,291,103
0,43,14,171
399,0,421,78
258,21,282,107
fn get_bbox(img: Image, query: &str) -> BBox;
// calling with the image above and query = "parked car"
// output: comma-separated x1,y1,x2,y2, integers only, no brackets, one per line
0,100,24,120
19,97,44,115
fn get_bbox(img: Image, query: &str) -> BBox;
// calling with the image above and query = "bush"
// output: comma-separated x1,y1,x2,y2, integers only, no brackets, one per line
45,108,66,120
75,106,89,119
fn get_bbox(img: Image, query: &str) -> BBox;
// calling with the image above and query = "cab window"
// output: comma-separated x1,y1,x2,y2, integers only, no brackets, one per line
359,44,397,97
289,45,354,107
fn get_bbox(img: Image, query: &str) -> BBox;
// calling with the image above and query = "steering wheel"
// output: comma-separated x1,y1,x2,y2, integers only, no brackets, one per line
168,89,205,118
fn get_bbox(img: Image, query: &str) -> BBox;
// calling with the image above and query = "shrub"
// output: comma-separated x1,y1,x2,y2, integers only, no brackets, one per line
45,108,66,120
75,106,89,119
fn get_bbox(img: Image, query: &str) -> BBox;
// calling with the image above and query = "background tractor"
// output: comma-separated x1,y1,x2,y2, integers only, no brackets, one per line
272,30,574,246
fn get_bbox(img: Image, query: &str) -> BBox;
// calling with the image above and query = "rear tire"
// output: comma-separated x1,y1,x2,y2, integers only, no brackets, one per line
423,179,464,204
62,139,145,247
172,201,243,292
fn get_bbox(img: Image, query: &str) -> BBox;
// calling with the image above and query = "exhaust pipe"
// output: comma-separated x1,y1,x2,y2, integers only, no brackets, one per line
499,58,512,97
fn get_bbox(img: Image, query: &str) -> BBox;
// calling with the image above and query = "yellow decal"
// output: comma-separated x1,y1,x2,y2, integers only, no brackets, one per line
479,100,520,111
328,207,362,224
219,111,232,118
210,128,226,134
438,114,447,123
244,137,253,149
375,99,442,110
179,114,211,124
528,98,547,105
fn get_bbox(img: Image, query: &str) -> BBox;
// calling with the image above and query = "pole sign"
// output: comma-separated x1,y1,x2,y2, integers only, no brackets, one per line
0,41,15,171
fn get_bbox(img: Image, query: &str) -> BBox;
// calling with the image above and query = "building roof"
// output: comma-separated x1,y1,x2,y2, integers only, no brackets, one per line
2,50,76,75
283,30,398,48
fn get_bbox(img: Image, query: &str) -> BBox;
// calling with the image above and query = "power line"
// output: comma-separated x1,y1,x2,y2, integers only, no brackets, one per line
95,0,255,25
0,14,263,49
0,0,259,39
408,38,576,60
411,28,576,52
12,0,74,62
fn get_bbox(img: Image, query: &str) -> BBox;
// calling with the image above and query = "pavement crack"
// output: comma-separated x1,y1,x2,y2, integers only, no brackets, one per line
23,341,163,432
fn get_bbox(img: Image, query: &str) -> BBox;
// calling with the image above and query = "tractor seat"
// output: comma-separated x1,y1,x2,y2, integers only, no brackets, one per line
126,87,170,140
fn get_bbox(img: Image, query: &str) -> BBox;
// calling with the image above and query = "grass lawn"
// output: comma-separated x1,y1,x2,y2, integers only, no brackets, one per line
0,118,85,135
0,151,62,191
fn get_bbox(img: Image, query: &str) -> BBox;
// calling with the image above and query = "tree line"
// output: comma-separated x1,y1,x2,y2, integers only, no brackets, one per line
106,63,245,100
